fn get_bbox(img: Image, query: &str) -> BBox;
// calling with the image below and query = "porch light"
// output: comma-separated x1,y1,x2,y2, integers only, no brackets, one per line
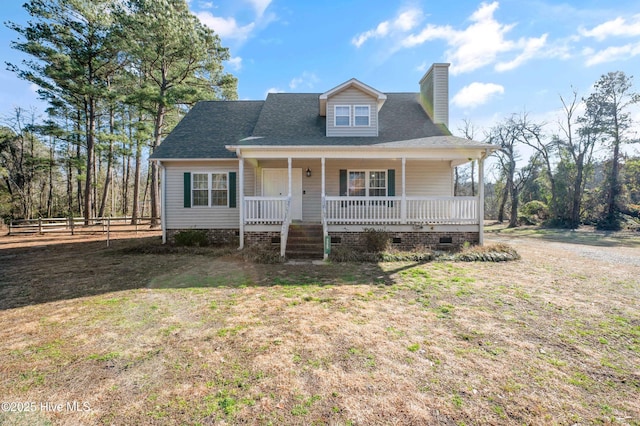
306,168,312,177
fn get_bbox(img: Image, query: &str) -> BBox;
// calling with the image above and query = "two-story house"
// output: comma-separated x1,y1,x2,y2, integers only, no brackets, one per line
150,63,495,259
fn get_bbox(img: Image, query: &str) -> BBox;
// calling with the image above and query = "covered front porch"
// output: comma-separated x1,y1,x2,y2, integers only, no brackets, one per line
230,143,490,258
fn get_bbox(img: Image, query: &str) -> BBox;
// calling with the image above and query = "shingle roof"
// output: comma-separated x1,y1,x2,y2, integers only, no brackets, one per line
151,92,472,160
151,100,263,159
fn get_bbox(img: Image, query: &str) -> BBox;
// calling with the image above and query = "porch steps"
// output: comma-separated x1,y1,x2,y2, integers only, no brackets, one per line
286,224,324,260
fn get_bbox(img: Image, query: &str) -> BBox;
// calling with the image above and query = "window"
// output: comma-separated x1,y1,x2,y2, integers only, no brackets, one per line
348,171,366,196
192,173,209,206
192,172,228,207
348,170,386,197
211,173,228,206
368,171,386,196
354,105,370,126
335,105,350,126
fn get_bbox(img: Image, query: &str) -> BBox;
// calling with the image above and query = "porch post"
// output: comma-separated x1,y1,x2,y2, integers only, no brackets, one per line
401,157,407,224
321,157,325,199
478,154,486,245
287,157,292,198
238,154,245,249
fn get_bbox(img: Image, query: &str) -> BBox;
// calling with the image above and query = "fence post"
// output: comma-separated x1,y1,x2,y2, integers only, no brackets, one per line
8,219,12,236
70,216,75,235
38,217,42,234
106,217,110,247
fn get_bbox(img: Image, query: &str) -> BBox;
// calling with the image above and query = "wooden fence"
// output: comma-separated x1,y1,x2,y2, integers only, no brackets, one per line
7,217,160,236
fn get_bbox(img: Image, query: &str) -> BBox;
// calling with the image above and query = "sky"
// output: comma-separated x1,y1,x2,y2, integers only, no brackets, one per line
2,0,640,142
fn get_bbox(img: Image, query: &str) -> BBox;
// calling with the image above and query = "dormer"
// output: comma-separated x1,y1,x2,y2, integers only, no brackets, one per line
319,78,387,137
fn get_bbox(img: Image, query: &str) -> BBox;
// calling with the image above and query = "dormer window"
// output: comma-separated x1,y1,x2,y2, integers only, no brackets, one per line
354,105,370,126
335,105,350,126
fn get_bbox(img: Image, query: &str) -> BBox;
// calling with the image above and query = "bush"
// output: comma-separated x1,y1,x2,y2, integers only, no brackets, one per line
173,229,209,246
520,200,549,225
455,243,520,262
361,228,390,252
328,246,381,263
242,244,284,264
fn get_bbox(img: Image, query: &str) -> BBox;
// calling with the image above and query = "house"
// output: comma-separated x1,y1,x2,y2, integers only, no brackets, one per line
150,63,494,259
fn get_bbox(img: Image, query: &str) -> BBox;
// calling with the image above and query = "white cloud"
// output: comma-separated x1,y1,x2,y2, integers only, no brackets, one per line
400,2,547,74
289,71,320,90
247,0,271,18
584,41,640,66
496,34,548,71
226,56,243,71
452,82,504,109
196,12,255,41
352,8,422,48
579,14,640,41
265,87,284,97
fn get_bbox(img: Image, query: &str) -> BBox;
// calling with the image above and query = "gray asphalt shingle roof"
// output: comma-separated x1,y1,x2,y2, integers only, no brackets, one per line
150,92,458,160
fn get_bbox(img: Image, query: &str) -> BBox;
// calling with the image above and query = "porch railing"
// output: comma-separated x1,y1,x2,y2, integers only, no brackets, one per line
405,196,477,225
325,196,403,224
280,197,292,257
244,196,288,224
325,196,478,225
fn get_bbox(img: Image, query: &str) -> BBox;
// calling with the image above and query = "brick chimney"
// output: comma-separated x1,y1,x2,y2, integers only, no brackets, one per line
419,63,450,128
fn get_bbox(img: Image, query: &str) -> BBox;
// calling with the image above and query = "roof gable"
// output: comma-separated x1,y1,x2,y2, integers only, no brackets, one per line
319,78,387,116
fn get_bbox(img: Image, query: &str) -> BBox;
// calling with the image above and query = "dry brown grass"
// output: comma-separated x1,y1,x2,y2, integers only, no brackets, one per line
0,229,639,425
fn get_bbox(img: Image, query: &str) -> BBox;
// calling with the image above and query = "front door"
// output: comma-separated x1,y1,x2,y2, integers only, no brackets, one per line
263,168,303,221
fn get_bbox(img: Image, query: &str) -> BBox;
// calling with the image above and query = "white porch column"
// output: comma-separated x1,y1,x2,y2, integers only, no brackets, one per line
321,157,326,199
288,157,292,198
478,154,486,245
401,157,407,224
238,155,245,249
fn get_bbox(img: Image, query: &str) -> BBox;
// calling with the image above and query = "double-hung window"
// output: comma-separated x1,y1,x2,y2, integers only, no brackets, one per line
335,105,350,126
354,105,370,126
192,172,228,207
348,170,386,197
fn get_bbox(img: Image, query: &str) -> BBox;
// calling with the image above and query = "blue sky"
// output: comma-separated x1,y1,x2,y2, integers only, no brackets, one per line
2,0,640,138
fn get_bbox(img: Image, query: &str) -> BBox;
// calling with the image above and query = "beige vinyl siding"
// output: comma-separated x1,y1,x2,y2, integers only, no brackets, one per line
324,159,452,197
326,87,378,137
254,159,322,222
164,160,246,229
419,64,449,127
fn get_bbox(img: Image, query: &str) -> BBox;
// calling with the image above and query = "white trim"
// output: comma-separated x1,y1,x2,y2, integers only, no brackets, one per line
160,162,167,244
239,157,244,249
334,105,351,127
191,171,230,208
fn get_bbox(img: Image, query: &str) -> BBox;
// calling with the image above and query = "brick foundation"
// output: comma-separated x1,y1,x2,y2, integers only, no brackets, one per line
330,231,479,251
244,231,281,248
167,229,239,246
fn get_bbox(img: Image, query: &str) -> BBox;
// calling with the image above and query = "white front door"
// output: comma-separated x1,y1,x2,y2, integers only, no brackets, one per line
263,168,303,221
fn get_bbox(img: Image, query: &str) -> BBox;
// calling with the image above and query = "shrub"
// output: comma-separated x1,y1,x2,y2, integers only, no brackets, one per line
455,243,520,262
242,244,284,264
173,229,209,247
328,246,381,263
520,200,549,225
361,228,390,252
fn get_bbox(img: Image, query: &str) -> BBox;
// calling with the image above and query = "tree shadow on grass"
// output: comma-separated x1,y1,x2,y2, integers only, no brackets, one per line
0,235,416,310
486,225,640,248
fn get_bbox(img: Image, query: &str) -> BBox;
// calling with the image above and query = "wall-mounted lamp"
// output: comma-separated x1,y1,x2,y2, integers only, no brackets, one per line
306,168,312,177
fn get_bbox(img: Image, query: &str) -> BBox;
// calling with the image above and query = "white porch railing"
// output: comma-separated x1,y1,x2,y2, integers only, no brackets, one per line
244,196,288,224
280,197,292,257
406,196,478,224
325,196,403,224
325,196,478,225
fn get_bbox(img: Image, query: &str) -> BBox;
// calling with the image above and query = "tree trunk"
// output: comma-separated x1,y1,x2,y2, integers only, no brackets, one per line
570,153,585,228
497,182,509,223
150,101,165,226
98,107,115,218
508,180,519,228
83,99,95,224
131,134,142,224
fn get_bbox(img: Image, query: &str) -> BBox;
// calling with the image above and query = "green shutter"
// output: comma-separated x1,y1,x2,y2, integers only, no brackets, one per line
228,172,237,208
339,169,347,196
387,169,395,196
387,169,395,207
183,172,191,208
